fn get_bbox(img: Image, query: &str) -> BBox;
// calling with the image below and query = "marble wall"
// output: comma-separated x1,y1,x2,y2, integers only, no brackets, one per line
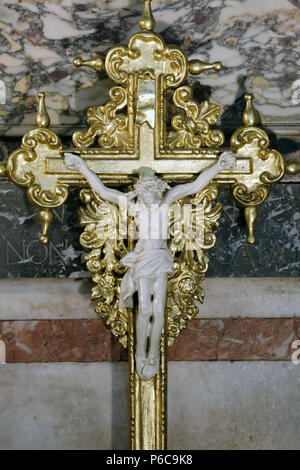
0,0,299,279
0,0,299,280
0,0,299,133
0,277,299,364
0,183,298,278
0,362,299,450
0,278,299,449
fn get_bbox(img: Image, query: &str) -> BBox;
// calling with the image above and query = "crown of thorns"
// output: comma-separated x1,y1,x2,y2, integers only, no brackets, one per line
134,176,170,195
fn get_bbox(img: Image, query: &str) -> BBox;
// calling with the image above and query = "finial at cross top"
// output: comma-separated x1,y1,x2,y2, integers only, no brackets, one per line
139,0,156,32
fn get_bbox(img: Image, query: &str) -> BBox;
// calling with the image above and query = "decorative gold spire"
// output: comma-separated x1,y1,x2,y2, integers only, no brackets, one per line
189,59,222,75
285,160,300,175
73,56,105,72
139,0,156,32
244,206,258,245
36,92,50,128
243,93,260,126
38,208,53,245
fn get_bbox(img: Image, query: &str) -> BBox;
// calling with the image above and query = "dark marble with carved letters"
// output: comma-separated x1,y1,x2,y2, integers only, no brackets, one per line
0,176,298,278
0,1,299,278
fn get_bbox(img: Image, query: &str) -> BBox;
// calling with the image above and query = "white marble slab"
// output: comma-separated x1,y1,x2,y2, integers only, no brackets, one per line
0,363,129,450
0,279,96,320
168,361,300,450
198,277,300,318
0,361,299,449
0,278,298,320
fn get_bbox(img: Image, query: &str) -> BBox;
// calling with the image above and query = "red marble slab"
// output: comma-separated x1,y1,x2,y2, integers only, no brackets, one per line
168,319,224,361
295,318,300,339
0,320,121,362
168,318,296,361
0,318,297,362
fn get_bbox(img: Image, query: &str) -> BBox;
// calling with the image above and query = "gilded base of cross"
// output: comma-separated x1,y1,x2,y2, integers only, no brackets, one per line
2,1,291,450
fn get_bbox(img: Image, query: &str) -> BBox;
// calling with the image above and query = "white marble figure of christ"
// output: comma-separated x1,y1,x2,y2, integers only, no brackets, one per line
65,151,236,381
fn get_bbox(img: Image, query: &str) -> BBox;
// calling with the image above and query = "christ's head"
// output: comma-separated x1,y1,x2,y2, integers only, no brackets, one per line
134,175,170,207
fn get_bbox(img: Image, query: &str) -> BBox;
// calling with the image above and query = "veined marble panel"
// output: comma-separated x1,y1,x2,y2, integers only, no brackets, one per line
0,183,299,278
0,278,298,320
0,318,298,362
0,363,129,450
199,277,300,318
0,362,299,449
168,361,300,450
0,0,299,135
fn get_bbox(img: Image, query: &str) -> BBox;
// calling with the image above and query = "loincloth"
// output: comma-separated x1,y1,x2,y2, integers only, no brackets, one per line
119,248,174,308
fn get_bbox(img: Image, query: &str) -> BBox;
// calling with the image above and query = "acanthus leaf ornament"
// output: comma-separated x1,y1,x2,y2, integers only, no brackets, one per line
72,86,129,149
78,188,129,348
167,184,222,346
168,86,225,149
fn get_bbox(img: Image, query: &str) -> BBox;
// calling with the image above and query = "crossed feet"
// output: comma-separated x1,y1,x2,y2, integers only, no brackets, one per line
136,353,160,381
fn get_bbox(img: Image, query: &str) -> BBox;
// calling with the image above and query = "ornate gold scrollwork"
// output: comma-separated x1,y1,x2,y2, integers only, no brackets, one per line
168,86,225,149
72,86,128,149
78,184,221,348
232,183,269,206
105,33,187,88
7,94,69,243
78,188,130,347
230,94,285,244
154,45,188,88
167,184,221,346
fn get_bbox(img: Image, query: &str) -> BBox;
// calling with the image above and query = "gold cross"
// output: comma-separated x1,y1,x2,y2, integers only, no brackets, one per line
4,0,286,450
7,1,283,244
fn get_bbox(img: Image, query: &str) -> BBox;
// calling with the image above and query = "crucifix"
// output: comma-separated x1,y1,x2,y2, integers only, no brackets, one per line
3,0,286,450
64,148,235,381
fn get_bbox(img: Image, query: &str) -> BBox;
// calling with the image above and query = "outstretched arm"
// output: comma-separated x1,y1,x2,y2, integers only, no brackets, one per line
64,153,127,206
163,151,236,205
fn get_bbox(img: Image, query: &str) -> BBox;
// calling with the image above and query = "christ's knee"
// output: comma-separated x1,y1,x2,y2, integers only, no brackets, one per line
153,293,165,314
152,298,165,326
138,303,152,319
